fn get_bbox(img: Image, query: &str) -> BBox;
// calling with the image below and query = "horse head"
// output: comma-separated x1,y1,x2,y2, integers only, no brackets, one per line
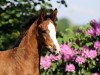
37,9,60,54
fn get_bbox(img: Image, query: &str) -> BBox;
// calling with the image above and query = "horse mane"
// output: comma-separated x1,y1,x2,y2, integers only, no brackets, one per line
13,13,54,47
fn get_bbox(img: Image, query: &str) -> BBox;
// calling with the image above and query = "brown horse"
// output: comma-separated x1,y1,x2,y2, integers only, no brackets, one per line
0,9,60,75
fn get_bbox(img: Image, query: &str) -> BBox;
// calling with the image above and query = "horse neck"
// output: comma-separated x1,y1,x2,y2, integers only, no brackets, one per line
14,23,40,75
18,22,39,56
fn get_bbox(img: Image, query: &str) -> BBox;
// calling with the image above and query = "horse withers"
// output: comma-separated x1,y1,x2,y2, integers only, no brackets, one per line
0,8,60,75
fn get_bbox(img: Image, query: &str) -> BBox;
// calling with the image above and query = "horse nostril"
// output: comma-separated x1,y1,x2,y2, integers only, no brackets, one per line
54,48,57,51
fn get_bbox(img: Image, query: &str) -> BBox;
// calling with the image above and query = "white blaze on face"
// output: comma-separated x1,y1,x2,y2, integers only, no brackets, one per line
48,22,60,54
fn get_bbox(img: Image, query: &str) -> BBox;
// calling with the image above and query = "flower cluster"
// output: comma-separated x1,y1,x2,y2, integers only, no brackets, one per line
86,20,100,36
40,55,51,70
75,56,85,64
60,44,74,61
80,47,97,59
65,64,75,72
40,44,98,72
40,54,61,70
94,41,100,49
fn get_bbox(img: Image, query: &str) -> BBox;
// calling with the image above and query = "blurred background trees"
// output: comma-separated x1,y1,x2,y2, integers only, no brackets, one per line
0,0,67,50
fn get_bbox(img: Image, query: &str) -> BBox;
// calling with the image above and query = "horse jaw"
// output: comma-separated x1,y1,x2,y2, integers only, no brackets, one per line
48,22,60,54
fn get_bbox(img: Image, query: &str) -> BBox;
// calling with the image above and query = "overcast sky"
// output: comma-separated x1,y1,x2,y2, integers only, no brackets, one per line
51,0,100,24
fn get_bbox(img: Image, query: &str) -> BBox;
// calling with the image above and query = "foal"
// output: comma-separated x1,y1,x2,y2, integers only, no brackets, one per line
0,9,60,75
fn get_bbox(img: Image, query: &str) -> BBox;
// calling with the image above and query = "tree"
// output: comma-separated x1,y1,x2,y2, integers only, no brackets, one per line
0,0,67,50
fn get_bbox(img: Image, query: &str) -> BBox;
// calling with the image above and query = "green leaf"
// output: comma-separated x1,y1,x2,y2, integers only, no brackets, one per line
52,63,57,71
16,13,21,17
4,14,10,19
11,10,16,14
9,19,13,23
86,42,93,46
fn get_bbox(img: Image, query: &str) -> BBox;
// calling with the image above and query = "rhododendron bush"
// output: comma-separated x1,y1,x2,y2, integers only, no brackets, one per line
40,20,100,75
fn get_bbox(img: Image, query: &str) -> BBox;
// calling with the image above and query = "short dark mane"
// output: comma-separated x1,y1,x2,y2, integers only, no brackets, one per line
13,14,53,47
22,14,52,32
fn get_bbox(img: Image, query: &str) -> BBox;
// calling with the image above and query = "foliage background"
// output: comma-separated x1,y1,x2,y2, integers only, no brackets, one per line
0,0,67,50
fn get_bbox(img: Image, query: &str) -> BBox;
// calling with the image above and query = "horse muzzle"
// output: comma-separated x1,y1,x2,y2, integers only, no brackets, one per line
47,44,60,55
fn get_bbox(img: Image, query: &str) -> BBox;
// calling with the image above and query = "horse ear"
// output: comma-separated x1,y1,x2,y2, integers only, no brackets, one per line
37,9,46,25
50,8,57,21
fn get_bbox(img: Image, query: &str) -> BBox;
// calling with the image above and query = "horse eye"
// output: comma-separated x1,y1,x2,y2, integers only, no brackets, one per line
42,30,46,33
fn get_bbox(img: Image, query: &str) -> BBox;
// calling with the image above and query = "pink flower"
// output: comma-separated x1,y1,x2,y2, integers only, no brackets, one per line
95,25,100,36
81,47,97,59
49,54,61,61
75,56,85,64
90,20,99,29
60,44,72,55
87,50,97,59
92,73,100,75
73,49,79,55
81,47,90,58
94,41,100,49
65,64,75,72
40,55,51,70
86,27,95,36
90,20,100,36
60,44,74,61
